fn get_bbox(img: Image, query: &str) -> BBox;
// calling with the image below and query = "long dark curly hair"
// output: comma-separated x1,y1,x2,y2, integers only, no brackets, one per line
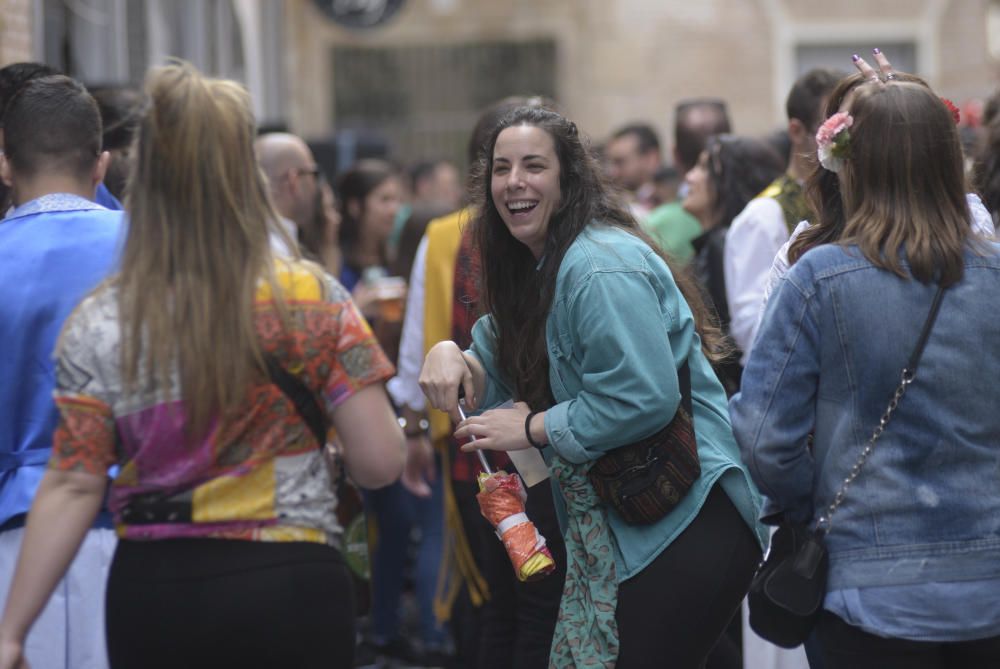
701,134,785,229
471,106,728,411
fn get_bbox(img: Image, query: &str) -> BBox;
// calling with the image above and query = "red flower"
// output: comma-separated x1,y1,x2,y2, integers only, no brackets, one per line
940,97,961,125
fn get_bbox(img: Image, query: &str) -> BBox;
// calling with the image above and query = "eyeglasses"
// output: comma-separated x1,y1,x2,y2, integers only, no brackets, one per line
288,167,320,180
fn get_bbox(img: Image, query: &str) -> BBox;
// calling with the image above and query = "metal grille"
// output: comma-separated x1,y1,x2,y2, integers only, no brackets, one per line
332,39,557,168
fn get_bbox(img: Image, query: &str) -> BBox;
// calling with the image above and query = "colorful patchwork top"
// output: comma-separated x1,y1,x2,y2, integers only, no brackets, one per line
49,261,393,546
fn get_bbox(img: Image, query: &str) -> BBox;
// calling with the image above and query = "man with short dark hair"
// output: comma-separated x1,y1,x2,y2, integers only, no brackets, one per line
605,122,661,219
0,62,59,211
673,98,732,177
0,62,122,212
724,68,842,360
89,84,142,203
646,99,732,262
0,74,123,668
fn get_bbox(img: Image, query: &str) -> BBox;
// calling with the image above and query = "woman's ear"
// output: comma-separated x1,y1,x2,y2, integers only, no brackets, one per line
93,151,111,187
0,152,12,188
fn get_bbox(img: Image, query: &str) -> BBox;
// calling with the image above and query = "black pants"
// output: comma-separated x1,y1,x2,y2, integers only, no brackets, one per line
106,538,356,669
615,484,762,669
818,611,1000,669
477,478,567,669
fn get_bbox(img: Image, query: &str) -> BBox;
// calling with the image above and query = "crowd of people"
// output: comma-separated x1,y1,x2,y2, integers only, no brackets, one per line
1,45,1000,669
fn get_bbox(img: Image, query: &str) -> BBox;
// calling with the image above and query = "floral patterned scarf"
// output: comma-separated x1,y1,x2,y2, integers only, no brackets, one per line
548,455,620,668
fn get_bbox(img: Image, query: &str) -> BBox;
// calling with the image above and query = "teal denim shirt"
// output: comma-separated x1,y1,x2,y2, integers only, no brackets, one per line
469,224,766,581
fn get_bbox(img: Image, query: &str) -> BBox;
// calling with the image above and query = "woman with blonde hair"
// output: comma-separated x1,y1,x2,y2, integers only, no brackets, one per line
732,67,1000,666
0,63,404,669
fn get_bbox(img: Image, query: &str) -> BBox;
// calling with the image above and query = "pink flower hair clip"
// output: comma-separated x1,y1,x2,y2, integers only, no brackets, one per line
816,111,854,173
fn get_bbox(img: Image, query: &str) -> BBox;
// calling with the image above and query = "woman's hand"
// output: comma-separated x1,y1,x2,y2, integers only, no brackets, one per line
853,48,896,82
400,434,436,498
419,341,478,421
455,402,536,452
0,635,27,669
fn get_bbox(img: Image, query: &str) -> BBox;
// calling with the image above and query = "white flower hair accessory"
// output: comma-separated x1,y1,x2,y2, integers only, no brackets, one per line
816,111,854,173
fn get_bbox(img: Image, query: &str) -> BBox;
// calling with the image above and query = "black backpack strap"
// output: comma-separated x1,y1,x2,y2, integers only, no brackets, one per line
265,354,329,447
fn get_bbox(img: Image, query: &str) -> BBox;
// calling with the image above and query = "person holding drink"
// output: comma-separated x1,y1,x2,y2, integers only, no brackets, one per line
337,160,449,663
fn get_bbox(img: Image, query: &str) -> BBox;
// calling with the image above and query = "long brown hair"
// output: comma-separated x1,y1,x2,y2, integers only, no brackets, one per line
794,75,969,285
118,62,287,434
472,106,727,411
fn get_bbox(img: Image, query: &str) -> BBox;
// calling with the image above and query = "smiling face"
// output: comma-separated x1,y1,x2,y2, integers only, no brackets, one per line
490,125,562,258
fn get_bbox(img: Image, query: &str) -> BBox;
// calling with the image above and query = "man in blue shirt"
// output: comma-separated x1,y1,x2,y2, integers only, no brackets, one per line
0,75,124,668
0,62,123,214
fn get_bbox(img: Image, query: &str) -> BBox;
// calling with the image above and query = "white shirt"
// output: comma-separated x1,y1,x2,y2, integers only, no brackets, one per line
724,197,790,364
386,236,429,410
269,216,298,257
758,193,998,321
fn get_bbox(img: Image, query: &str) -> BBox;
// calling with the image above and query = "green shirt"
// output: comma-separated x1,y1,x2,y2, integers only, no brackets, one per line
644,201,702,263
469,224,765,581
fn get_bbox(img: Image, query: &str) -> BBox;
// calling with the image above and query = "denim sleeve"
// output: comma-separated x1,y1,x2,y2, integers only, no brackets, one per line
729,270,821,523
544,267,682,464
467,315,514,411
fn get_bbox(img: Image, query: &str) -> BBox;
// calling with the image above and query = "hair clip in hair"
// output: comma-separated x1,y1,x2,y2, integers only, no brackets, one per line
940,97,961,125
816,111,853,173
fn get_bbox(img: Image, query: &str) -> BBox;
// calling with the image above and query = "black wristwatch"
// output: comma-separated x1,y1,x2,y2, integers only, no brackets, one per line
398,416,430,438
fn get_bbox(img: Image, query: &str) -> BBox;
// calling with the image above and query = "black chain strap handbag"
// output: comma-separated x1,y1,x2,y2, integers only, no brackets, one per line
747,284,946,648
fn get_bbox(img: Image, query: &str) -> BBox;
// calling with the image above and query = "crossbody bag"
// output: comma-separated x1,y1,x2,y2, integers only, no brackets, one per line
587,360,701,525
747,284,946,648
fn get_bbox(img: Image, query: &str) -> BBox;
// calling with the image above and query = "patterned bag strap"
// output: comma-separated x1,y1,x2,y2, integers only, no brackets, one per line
814,284,946,536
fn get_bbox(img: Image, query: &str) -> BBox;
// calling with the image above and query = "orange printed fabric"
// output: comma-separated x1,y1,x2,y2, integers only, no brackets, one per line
49,261,393,545
51,396,116,477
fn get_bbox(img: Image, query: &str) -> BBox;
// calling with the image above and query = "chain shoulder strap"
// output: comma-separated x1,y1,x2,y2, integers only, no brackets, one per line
814,284,946,536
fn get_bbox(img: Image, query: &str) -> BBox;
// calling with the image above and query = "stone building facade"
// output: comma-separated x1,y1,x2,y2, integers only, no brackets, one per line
0,0,34,65
2,0,998,165
286,0,1000,163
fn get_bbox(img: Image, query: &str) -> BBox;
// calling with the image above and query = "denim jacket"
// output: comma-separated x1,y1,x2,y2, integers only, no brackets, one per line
470,224,766,581
731,241,1000,594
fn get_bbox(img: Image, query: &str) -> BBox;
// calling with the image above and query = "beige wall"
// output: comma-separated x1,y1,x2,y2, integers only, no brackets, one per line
0,0,34,66
4,1,996,157
286,0,1000,158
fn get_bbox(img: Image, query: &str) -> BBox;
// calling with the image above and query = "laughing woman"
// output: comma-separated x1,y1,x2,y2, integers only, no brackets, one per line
419,106,766,668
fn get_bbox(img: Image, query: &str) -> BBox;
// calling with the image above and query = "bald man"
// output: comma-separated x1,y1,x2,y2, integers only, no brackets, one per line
255,132,321,246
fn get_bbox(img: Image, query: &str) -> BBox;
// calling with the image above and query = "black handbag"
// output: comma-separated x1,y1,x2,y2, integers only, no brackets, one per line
747,284,946,647
588,361,701,525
